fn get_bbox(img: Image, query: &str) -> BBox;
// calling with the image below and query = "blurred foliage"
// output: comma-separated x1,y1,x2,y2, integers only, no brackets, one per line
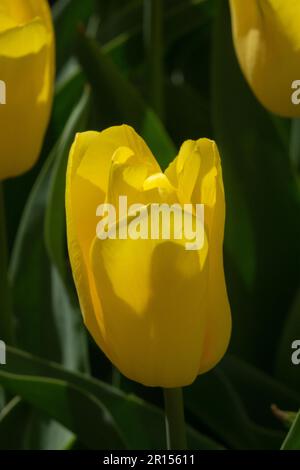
281,411,300,450
1,0,300,450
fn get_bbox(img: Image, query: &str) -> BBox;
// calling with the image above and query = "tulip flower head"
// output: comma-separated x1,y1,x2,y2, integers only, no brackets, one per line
66,125,231,387
229,0,300,117
0,0,55,180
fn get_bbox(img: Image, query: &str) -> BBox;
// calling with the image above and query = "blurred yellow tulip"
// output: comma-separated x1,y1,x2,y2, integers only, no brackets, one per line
229,0,300,117
66,125,231,387
0,0,54,180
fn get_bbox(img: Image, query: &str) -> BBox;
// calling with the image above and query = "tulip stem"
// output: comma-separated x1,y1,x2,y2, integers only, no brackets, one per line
143,0,164,120
0,182,15,344
163,387,187,450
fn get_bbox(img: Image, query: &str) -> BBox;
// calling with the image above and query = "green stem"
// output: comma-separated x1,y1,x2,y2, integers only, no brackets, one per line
163,387,187,450
0,182,14,344
144,0,164,120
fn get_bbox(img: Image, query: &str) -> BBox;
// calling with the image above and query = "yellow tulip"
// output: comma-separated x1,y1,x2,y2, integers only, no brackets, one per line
0,0,54,180
66,125,231,387
229,0,300,117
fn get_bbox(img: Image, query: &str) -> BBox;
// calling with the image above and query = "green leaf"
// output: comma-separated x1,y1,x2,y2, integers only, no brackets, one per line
8,93,90,449
99,0,213,55
0,371,126,450
212,0,300,370
185,368,283,450
281,410,300,450
0,183,14,345
188,426,225,451
164,0,215,50
77,32,176,169
23,410,73,450
7,151,77,449
270,405,297,429
0,397,31,450
0,389,5,410
10,98,89,371
53,0,94,71
290,119,300,174
3,347,224,450
221,355,300,429
45,89,90,281
3,65,85,254
97,0,141,44
165,80,212,147
0,398,69,451
50,67,85,145
9,151,57,360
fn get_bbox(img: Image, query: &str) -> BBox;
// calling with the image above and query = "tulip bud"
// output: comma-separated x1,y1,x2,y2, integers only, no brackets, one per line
66,125,231,387
229,0,300,117
0,0,55,180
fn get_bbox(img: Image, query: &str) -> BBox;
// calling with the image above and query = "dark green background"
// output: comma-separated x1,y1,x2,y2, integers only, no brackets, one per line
1,0,300,450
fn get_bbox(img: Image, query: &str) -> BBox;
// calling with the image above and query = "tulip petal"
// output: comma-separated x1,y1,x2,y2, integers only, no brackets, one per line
77,125,160,194
197,174,231,374
0,0,54,180
0,19,47,57
106,146,172,210
67,128,160,360
66,132,111,355
229,0,300,117
166,139,231,373
67,128,231,386
90,208,209,388
0,1,35,33
0,0,52,24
